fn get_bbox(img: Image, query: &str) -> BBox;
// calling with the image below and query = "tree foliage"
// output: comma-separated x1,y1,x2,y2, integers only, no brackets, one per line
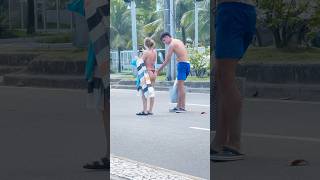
257,0,320,48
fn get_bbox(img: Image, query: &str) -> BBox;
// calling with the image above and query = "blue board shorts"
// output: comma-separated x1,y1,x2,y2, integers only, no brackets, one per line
215,2,256,60
177,61,190,81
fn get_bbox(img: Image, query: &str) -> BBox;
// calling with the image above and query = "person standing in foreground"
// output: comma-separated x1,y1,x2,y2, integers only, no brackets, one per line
82,0,110,169
211,0,256,161
156,32,190,113
136,37,157,116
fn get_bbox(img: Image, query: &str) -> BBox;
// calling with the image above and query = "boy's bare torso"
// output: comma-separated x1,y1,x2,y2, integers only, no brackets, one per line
170,39,188,62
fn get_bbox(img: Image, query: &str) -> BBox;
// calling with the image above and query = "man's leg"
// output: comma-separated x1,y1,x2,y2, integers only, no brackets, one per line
177,80,186,109
214,60,242,150
102,95,110,158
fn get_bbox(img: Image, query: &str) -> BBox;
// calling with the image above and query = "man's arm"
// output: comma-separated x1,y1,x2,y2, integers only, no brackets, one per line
157,45,174,73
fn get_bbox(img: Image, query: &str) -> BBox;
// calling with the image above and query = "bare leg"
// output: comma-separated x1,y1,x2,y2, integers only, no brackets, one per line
212,59,242,151
141,94,148,113
102,88,110,157
149,97,154,113
177,80,186,109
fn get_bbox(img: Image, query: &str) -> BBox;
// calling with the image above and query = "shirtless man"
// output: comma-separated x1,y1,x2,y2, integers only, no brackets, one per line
136,37,157,115
156,32,190,113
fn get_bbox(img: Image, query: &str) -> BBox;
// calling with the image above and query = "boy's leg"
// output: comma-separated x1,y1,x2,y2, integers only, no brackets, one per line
177,80,186,109
102,89,110,157
214,60,242,150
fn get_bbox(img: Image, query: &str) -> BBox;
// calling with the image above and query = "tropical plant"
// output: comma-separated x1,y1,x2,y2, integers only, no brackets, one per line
189,48,210,78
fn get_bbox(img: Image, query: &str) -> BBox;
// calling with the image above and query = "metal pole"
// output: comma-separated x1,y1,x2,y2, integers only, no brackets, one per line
169,0,175,80
21,0,24,29
8,0,12,29
43,0,47,31
34,0,38,31
164,0,171,80
130,1,138,57
195,0,199,50
56,0,60,31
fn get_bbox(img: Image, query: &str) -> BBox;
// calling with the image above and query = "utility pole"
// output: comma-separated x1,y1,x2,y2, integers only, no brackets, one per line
130,0,138,57
169,0,176,80
194,0,199,50
164,0,175,81
43,0,47,31
34,0,38,31
8,0,12,29
20,0,24,29
56,0,60,32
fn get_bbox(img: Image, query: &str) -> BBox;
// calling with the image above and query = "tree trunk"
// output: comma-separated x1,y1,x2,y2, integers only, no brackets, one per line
273,28,282,48
27,0,35,34
181,26,186,44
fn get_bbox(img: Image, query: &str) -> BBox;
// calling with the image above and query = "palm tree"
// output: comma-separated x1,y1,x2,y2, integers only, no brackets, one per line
110,0,132,50
180,0,210,46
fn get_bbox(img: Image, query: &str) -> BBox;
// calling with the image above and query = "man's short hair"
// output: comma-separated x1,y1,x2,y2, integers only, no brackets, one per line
160,32,171,40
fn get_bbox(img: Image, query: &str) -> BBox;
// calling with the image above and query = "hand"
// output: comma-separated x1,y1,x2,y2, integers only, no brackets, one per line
99,60,108,76
85,0,90,7
155,70,159,76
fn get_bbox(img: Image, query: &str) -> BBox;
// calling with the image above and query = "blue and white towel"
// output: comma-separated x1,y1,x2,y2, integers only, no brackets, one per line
136,58,155,98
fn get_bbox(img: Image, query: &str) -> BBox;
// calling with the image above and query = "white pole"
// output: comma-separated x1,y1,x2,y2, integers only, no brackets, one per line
131,1,138,57
169,0,175,80
195,1,199,50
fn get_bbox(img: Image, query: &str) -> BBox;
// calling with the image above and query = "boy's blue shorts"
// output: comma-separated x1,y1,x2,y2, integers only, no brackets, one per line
215,2,256,60
177,61,190,81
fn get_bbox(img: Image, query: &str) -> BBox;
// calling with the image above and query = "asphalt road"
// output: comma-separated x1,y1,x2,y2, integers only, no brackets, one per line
110,89,210,179
1,86,320,180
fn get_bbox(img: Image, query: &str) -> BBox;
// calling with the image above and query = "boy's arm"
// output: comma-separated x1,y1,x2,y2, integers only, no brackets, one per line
157,45,174,73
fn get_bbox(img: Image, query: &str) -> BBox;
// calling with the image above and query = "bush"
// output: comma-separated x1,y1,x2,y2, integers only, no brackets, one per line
189,48,210,78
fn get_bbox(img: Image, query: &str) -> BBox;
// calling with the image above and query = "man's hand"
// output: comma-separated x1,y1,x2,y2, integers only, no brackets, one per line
155,69,159,76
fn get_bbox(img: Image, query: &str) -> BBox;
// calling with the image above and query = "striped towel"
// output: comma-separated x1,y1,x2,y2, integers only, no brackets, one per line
84,0,109,89
136,58,155,98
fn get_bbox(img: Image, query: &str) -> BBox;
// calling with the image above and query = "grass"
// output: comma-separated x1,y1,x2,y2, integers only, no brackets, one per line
242,47,320,63
36,49,87,60
0,29,55,38
36,33,72,43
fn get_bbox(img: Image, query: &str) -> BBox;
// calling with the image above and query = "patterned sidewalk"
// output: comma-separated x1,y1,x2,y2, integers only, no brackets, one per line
110,155,206,180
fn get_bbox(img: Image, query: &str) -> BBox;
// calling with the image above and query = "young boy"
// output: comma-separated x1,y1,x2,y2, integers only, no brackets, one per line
156,32,190,113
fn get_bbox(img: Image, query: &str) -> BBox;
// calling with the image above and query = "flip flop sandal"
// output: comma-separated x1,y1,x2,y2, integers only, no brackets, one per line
148,112,153,115
83,158,109,170
136,111,148,115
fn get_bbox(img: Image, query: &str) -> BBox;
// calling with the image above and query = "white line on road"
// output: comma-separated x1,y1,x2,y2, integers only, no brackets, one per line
111,88,210,95
190,127,210,131
170,103,209,107
190,127,320,143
